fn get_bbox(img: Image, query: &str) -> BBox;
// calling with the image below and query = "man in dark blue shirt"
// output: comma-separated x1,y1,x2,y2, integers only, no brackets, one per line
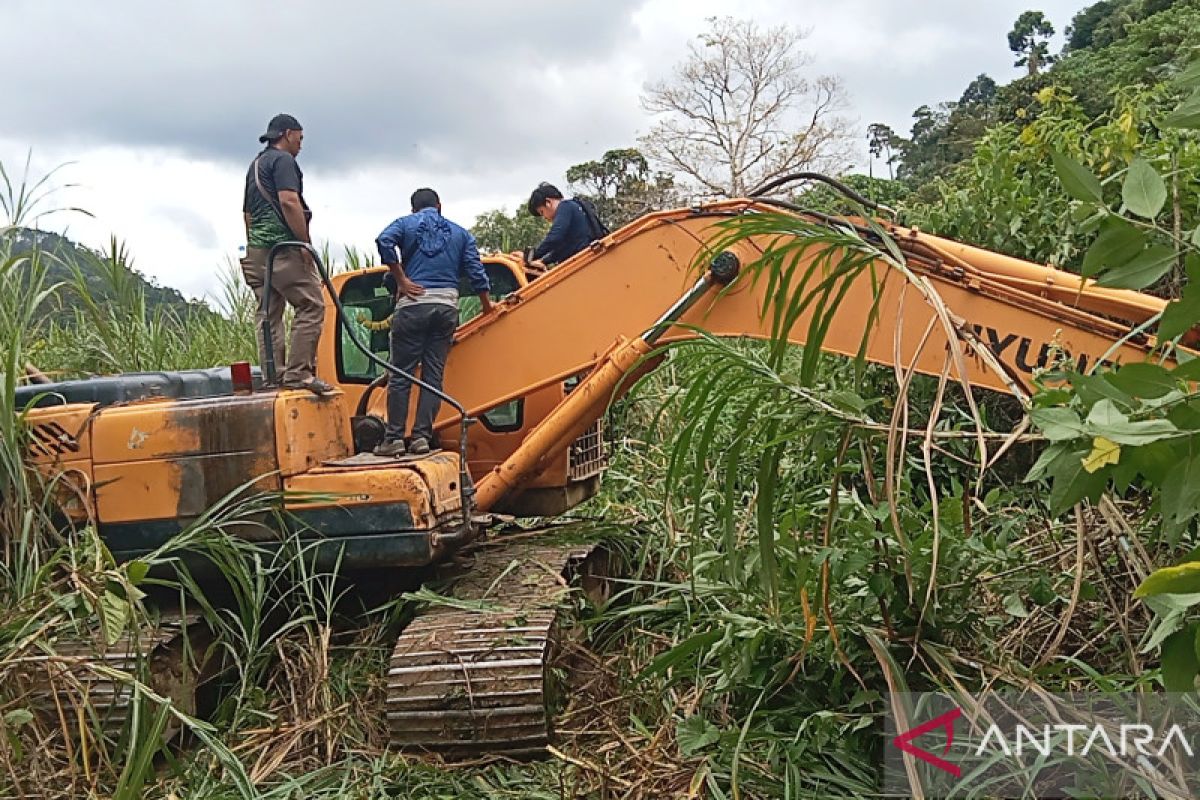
373,188,492,457
526,182,595,266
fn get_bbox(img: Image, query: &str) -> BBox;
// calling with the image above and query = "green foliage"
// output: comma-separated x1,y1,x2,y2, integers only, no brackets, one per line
566,147,677,227
794,174,910,216
470,206,547,253
1025,66,1200,693
1008,10,1057,76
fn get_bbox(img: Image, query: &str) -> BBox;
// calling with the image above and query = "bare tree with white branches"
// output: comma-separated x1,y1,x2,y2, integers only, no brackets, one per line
640,17,855,198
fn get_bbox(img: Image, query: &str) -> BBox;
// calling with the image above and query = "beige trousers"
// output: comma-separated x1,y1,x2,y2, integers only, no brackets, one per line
240,246,325,384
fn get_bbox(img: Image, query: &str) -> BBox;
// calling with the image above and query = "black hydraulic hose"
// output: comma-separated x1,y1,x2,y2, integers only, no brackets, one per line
263,242,477,542
746,171,895,215
356,373,388,417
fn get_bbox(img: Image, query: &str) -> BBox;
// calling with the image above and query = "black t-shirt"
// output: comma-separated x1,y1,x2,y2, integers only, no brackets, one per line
243,147,311,248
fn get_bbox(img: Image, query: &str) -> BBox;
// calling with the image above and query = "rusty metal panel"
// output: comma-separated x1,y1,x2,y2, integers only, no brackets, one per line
90,393,277,464
274,391,353,477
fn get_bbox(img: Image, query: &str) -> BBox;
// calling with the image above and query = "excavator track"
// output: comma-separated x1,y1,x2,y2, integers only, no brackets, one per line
20,613,206,738
385,534,611,756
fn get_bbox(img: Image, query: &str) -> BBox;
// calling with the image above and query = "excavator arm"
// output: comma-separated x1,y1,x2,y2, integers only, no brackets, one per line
328,199,1190,512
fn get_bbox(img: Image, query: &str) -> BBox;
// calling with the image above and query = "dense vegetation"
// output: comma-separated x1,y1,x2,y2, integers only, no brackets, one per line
0,2,1198,797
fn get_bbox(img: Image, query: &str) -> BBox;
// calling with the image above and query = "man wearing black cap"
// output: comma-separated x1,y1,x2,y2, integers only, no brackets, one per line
240,113,332,395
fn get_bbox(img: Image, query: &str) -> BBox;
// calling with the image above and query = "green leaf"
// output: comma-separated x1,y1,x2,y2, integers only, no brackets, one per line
1105,363,1177,399
1176,61,1200,89
1161,452,1200,536
99,590,129,646
642,629,722,677
3,709,33,727
1048,445,1108,515
1085,399,1178,445
1137,562,1200,597
1026,442,1069,482
1003,593,1029,618
1122,158,1167,219
1164,89,1200,129
1072,373,1132,408
126,559,150,585
1161,626,1200,691
1096,245,1176,290
677,715,722,756
1029,407,1086,442
1051,151,1104,203
1174,358,1200,381
1081,218,1145,278
1161,284,1200,341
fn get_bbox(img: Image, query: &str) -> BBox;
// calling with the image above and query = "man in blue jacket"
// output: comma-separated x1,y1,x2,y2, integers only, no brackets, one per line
373,188,492,457
526,182,597,266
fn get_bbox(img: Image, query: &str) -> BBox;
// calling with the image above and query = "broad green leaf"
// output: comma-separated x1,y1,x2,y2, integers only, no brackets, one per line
1176,61,1200,89
1096,245,1176,290
1046,444,1107,515
1164,89,1200,129
3,709,33,727
1081,218,1145,278
99,590,129,646
1122,158,1167,219
1162,453,1200,536
1026,441,1069,482
1029,407,1086,442
1136,562,1200,597
677,715,722,756
1161,626,1200,691
1174,358,1200,381
1085,399,1178,445
1106,363,1177,399
1192,225,1200,248
1081,436,1120,473
1161,284,1200,341
1003,593,1028,618
126,559,150,585
1071,373,1132,408
1051,151,1103,203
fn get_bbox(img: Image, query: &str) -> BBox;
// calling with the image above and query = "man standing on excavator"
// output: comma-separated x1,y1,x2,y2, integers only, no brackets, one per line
524,182,608,267
373,188,493,457
240,113,333,395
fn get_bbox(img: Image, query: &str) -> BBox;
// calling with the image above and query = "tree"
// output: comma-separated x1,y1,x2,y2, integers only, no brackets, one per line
639,17,853,198
470,208,547,253
866,123,899,179
1008,11,1056,76
566,148,678,227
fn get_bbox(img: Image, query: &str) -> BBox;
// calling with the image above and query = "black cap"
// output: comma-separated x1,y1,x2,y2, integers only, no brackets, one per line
258,113,302,143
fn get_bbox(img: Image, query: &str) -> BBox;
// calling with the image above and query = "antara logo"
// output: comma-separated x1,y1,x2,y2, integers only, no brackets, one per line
892,708,963,778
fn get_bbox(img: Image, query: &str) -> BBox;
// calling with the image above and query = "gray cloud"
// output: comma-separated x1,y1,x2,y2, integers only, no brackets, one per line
1,0,646,172
153,206,218,249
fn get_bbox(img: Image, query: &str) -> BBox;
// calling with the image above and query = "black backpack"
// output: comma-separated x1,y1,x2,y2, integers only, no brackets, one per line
573,197,610,240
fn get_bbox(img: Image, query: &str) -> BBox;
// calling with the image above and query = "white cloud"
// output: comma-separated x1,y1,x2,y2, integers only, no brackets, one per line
1,0,1088,301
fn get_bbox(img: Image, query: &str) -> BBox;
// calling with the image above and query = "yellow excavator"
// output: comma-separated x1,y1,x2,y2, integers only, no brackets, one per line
15,176,1195,754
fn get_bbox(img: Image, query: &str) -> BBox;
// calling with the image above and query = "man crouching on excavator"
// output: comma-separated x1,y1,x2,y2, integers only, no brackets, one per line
373,188,493,457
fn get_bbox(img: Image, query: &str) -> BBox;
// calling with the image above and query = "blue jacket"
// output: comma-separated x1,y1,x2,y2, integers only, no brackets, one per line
375,207,490,292
532,198,592,265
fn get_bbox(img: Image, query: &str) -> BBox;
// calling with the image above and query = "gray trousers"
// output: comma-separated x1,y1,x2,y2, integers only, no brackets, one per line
240,246,325,383
386,302,458,443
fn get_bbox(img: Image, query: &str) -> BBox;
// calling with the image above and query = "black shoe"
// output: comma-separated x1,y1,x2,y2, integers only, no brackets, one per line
408,437,431,455
374,439,407,457
282,377,336,396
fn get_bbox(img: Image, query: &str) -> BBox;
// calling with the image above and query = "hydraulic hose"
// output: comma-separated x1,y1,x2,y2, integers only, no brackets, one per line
746,171,896,215
263,242,477,543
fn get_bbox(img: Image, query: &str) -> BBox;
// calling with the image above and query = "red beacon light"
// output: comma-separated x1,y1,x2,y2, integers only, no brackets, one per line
230,361,253,394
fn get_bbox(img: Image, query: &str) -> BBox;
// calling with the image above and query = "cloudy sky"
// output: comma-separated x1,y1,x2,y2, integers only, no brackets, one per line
0,0,1087,303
